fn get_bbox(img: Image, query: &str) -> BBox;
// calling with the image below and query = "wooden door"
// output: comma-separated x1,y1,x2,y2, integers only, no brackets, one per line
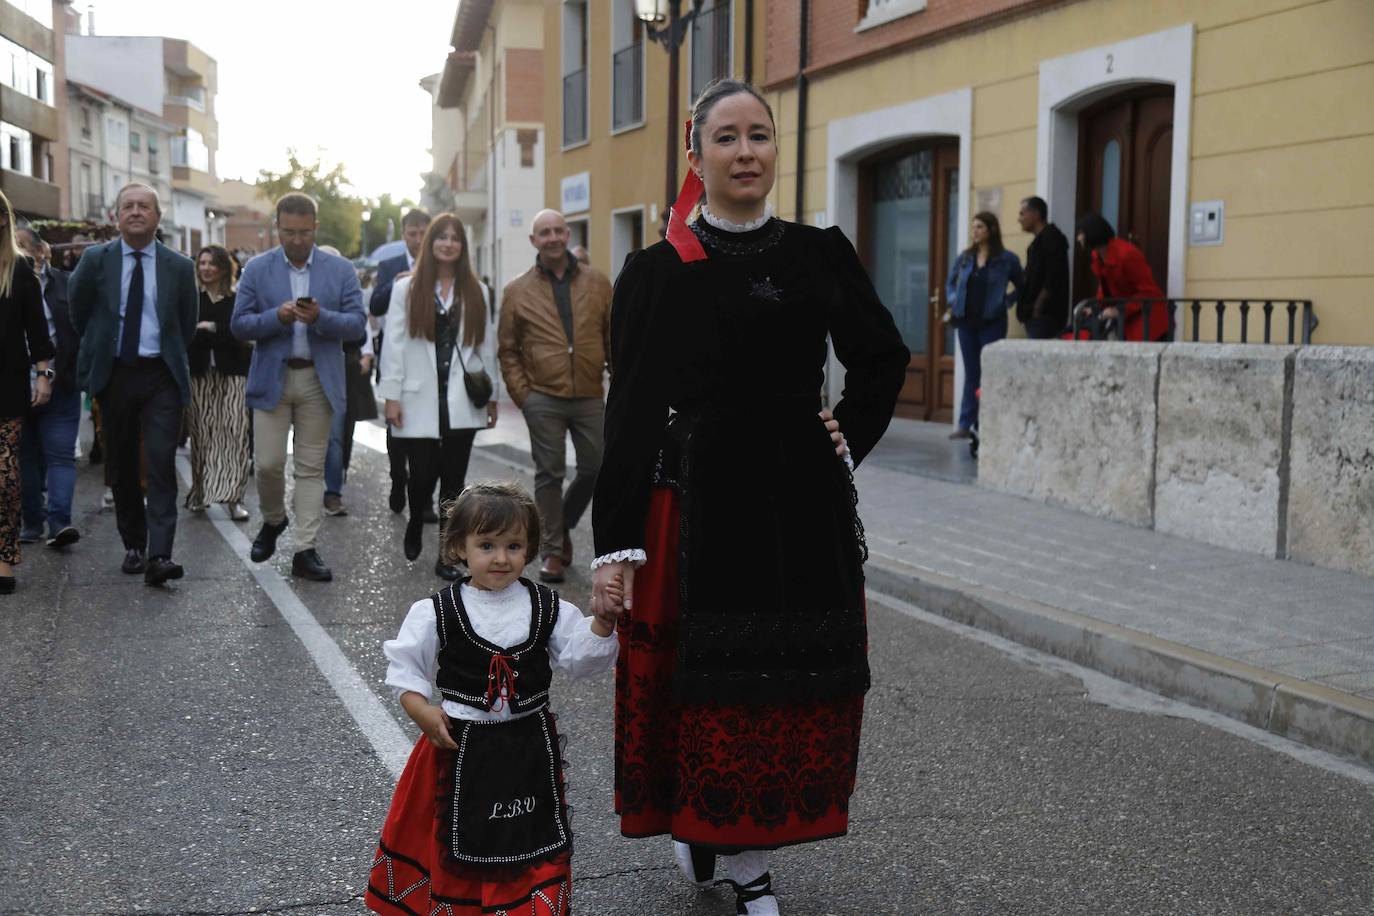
1074,88,1174,305
858,140,959,422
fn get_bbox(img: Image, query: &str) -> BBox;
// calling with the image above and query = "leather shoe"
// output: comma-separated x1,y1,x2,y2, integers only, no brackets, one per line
250,518,289,563
121,548,147,575
18,527,41,544
948,428,972,440
144,556,184,586
389,481,406,513
0,576,15,595
538,555,565,584
404,518,423,561
560,528,573,566
434,559,461,581
47,526,80,549
291,549,333,582
422,505,439,524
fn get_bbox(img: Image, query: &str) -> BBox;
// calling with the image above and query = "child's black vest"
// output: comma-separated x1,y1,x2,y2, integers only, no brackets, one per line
433,577,560,715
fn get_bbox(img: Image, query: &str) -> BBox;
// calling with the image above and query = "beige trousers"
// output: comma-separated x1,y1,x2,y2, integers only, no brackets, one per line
253,366,333,552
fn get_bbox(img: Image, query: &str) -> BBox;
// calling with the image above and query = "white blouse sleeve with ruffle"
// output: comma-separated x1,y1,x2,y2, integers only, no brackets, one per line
383,598,440,702
546,599,619,679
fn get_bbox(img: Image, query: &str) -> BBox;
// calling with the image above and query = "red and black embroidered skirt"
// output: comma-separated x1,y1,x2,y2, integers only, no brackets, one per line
614,487,864,851
365,724,571,916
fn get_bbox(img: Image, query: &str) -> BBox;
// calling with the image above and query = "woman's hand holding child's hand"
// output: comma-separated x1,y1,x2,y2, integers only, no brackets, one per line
590,574,624,637
401,691,458,750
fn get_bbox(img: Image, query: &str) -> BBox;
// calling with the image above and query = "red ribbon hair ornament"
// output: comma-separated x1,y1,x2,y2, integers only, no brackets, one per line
665,119,708,263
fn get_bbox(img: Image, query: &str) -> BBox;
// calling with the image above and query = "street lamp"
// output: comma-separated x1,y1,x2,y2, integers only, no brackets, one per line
635,0,707,220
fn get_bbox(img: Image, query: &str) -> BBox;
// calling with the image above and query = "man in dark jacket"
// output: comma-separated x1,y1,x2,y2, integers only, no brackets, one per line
1016,196,1070,339
368,208,430,517
17,228,81,550
70,183,199,585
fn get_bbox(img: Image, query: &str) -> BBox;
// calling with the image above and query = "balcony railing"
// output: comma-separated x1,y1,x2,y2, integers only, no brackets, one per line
1069,298,1317,345
164,94,205,112
85,193,103,219
562,68,587,146
612,44,643,131
690,1,732,101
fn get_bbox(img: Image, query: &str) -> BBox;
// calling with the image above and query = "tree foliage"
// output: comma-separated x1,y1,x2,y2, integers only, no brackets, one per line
360,192,418,258
258,150,365,257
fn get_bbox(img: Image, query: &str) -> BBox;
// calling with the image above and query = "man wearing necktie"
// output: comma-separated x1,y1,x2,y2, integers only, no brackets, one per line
70,184,199,585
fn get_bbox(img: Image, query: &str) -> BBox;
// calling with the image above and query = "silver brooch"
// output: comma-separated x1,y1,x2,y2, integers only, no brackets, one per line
749,276,783,302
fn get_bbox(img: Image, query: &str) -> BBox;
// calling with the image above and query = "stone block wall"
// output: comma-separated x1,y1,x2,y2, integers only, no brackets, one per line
979,341,1373,577
980,340,1165,528
1154,345,1297,556
1286,348,1374,577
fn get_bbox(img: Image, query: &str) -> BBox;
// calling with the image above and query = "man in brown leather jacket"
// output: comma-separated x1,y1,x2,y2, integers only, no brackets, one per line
498,208,612,583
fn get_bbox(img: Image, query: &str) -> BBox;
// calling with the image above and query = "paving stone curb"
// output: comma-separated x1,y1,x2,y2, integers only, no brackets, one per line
863,549,1374,769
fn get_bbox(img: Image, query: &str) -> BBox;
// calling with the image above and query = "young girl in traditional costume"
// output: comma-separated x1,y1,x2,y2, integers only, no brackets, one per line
365,481,621,916
590,79,909,914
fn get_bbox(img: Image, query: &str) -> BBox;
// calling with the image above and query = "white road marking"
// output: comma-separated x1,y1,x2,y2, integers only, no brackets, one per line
175,456,413,779
867,590,1374,786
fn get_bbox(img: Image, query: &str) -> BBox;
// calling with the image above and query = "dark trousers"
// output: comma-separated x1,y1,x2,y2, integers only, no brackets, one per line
20,386,82,535
956,314,1008,431
98,359,182,558
401,429,478,527
1023,316,1063,340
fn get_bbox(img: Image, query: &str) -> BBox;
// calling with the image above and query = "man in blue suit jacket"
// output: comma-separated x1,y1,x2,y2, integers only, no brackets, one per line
70,183,199,585
231,192,366,581
368,207,430,517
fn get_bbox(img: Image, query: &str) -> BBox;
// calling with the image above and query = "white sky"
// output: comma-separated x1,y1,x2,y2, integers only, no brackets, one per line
87,0,456,202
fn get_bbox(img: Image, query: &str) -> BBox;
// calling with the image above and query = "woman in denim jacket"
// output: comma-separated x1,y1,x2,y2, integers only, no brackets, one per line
946,211,1023,438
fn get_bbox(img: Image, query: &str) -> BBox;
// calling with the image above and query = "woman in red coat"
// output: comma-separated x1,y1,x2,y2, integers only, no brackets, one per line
1075,213,1168,341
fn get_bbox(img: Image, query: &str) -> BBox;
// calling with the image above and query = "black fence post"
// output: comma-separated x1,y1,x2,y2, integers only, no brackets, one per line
1191,300,1202,342
1286,301,1298,344
1215,302,1226,343
1263,300,1274,343
1239,300,1250,343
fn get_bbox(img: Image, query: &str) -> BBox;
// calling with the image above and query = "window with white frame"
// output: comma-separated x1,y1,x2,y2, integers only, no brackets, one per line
32,56,52,104
689,0,732,103
11,0,53,29
562,0,589,146
106,117,127,151
1,121,33,174
856,0,927,32
611,0,644,132
0,36,53,105
172,128,209,172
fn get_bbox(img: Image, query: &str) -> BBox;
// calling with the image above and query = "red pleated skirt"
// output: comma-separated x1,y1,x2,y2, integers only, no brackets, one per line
364,734,571,916
614,487,864,851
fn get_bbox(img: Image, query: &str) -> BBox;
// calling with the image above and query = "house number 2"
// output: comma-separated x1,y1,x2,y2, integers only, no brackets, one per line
1106,53,1115,74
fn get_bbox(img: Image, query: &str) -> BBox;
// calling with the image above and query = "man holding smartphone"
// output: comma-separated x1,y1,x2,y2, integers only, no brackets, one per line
231,192,366,581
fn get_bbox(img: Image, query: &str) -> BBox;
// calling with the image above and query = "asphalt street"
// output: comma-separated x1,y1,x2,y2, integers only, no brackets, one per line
2,418,1372,915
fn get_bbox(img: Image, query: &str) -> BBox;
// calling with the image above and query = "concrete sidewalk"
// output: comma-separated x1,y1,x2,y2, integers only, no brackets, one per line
854,440,1374,767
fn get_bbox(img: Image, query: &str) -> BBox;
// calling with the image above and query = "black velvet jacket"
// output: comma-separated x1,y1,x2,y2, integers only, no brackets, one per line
591,218,909,705
188,290,251,377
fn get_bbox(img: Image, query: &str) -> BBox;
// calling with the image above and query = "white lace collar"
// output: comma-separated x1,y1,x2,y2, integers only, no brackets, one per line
700,202,774,233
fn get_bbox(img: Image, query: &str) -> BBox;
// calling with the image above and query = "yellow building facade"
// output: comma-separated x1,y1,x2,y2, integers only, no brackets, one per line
545,0,1373,424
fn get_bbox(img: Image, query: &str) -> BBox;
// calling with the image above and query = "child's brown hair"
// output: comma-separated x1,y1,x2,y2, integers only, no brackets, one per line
440,481,542,567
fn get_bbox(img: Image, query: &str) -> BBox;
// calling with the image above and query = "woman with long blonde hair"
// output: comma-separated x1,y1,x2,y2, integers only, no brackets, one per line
378,213,498,579
184,244,252,520
0,190,54,594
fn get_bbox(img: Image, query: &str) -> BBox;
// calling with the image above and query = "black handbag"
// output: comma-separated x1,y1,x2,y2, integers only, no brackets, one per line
443,293,493,408
455,344,493,408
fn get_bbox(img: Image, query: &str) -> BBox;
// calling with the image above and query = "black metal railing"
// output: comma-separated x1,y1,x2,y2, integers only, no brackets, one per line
612,44,643,130
85,193,103,219
690,1,732,101
562,68,587,146
1070,298,1317,345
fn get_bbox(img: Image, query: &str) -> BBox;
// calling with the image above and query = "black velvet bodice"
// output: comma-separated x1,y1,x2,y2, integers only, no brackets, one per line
592,218,909,705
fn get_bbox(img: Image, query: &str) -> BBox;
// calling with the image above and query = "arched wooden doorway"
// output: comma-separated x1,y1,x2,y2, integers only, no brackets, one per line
1073,86,1174,305
857,139,960,422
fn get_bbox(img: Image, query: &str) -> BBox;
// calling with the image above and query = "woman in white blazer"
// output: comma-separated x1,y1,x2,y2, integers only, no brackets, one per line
377,214,498,579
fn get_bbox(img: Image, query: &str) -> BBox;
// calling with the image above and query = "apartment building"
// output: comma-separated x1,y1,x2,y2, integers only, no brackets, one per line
0,0,68,219
65,30,221,252
543,0,749,277
432,0,546,294
764,0,1374,423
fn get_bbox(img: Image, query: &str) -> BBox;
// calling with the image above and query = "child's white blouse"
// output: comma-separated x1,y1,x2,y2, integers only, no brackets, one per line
384,580,618,723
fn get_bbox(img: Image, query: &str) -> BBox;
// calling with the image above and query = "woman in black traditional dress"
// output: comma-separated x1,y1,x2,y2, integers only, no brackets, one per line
590,80,909,913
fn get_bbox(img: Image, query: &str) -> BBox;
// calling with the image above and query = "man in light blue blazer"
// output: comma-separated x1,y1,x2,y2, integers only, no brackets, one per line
70,183,198,586
231,192,365,581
